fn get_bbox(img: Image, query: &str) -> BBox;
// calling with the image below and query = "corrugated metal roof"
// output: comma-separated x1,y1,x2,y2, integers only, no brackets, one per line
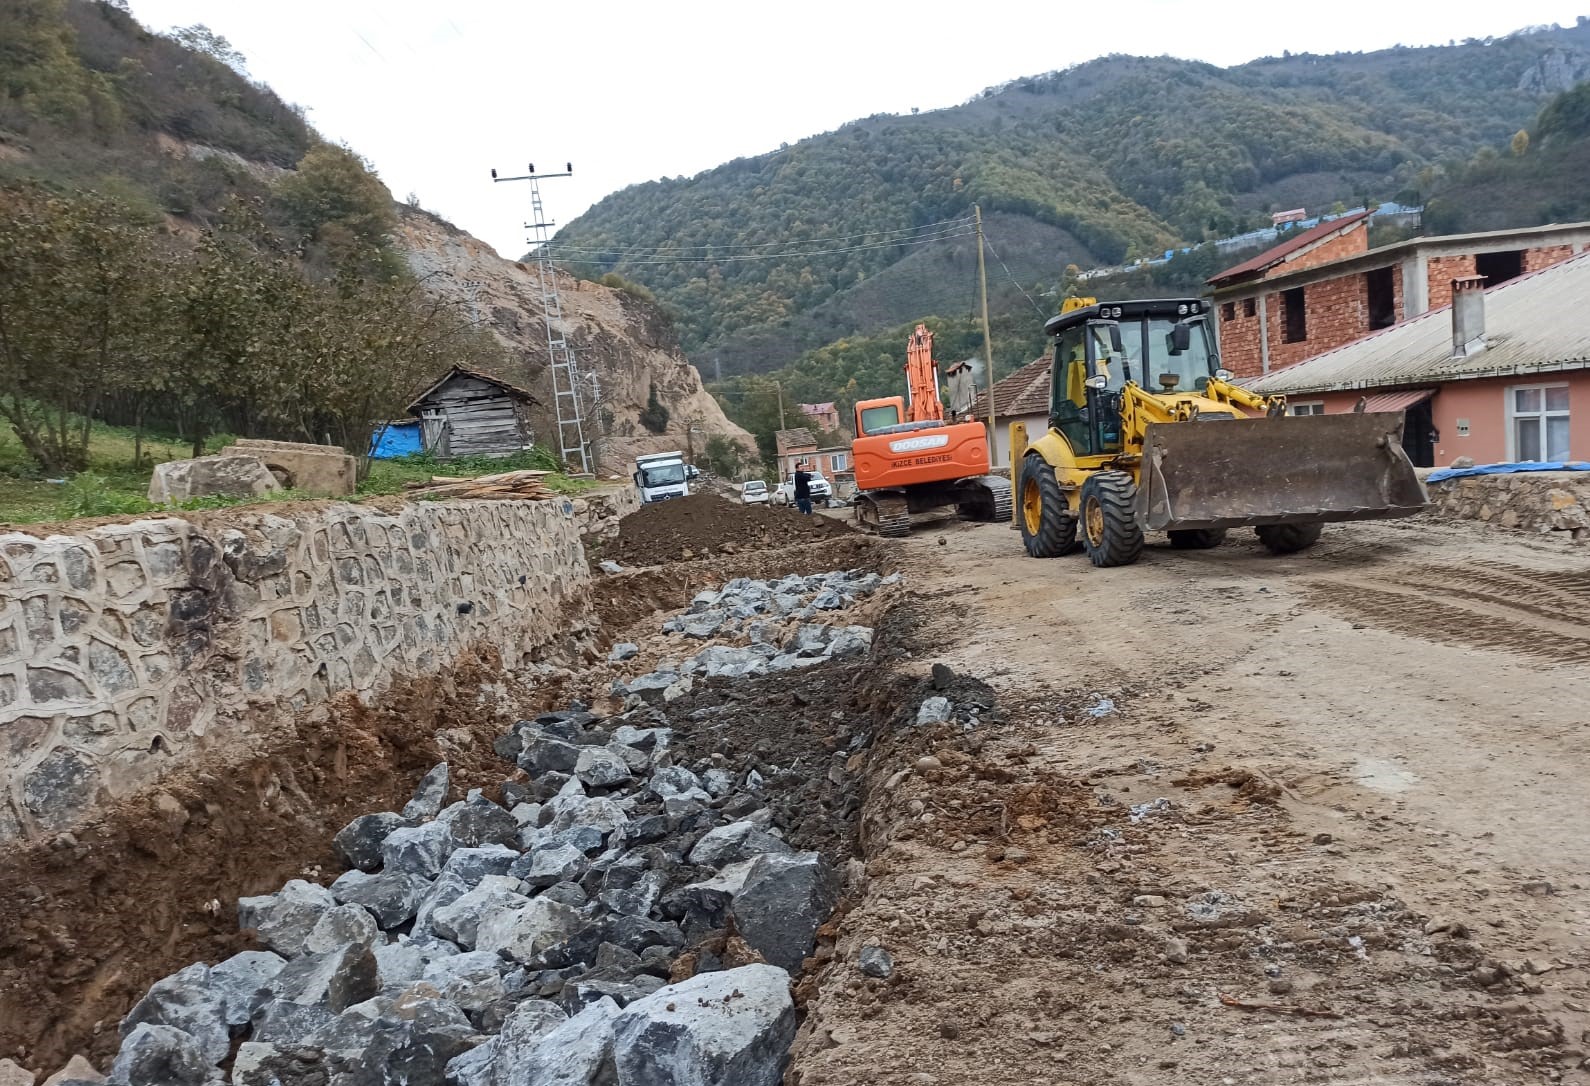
1208,208,1373,286
1360,388,1435,412
1247,251,1590,396
971,356,1052,420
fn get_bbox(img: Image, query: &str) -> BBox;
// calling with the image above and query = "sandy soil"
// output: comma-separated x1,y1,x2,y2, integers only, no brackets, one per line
792,515,1590,1085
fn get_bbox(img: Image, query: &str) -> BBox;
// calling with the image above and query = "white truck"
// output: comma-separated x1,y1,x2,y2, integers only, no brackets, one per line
634,451,689,503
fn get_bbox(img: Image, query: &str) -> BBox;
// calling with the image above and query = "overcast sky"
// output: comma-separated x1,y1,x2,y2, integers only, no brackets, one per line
128,1,1585,258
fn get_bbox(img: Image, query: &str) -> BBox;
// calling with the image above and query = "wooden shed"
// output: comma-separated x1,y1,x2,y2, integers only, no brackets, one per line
407,365,539,459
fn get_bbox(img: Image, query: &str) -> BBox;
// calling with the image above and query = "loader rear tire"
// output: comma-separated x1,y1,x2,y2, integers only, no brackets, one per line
1018,455,1076,558
1255,522,1323,555
1080,471,1144,568
1168,528,1227,550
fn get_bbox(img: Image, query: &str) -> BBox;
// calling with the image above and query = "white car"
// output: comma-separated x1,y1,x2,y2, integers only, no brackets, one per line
773,472,833,506
740,479,770,505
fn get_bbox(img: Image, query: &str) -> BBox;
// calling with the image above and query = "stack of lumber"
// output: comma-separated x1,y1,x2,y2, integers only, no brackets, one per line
401,469,556,500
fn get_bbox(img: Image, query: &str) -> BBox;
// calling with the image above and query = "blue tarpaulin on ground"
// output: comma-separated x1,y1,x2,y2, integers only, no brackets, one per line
370,421,422,460
1426,461,1590,483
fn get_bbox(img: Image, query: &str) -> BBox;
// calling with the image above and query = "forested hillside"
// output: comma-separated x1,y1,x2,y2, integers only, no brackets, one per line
553,21,1590,375
1423,80,1590,232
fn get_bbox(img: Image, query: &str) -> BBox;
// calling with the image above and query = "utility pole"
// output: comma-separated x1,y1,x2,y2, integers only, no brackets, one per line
491,162,590,475
974,204,998,468
775,380,786,430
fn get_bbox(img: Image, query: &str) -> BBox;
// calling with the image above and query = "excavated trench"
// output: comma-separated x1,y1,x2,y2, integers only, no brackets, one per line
0,497,988,1084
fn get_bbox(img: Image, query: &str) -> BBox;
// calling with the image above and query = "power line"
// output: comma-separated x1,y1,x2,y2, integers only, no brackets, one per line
982,234,1049,320
560,227,976,266
549,215,974,259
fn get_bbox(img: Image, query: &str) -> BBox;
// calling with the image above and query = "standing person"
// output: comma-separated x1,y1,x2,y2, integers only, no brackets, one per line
793,461,813,515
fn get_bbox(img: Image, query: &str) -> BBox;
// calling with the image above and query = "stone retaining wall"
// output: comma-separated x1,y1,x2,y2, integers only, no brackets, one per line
1424,471,1590,539
0,493,623,842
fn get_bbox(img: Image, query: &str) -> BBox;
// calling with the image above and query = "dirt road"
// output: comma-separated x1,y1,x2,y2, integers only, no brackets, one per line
794,516,1590,1085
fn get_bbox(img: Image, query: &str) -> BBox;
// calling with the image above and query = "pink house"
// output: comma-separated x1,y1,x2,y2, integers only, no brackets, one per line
1246,253,1590,468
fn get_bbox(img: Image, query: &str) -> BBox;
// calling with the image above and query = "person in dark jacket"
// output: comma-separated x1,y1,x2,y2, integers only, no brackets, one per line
793,462,813,515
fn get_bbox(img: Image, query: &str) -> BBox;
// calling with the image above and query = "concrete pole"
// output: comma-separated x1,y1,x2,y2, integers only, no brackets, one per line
975,205,998,468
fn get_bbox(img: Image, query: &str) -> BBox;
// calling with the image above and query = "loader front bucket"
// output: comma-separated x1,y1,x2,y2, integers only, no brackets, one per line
1138,412,1428,533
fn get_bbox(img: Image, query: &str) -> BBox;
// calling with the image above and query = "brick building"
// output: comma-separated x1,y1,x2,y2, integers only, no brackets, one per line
1245,252,1590,469
796,401,841,433
1210,218,1590,378
773,427,817,483
969,355,1053,466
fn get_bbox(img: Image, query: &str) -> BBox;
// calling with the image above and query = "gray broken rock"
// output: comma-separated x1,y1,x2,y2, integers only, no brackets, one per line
403,762,450,821
475,897,583,963
109,1023,210,1086
441,844,521,888
380,820,458,878
516,843,588,889
599,560,624,574
118,963,229,1066
431,875,527,948
333,811,411,872
519,735,582,776
859,945,894,979
494,997,618,1086
41,1054,103,1085
207,950,286,1028
608,642,640,662
422,950,507,1013
825,625,873,659
574,746,633,789
541,794,629,838
479,998,569,1083
329,869,433,930
238,879,337,958
612,964,796,1086
730,851,839,974
438,796,521,849
263,942,378,1013
915,696,952,725
303,904,379,955
688,821,794,867
646,765,705,800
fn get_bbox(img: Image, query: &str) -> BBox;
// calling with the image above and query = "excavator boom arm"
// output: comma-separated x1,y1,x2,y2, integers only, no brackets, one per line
904,323,945,423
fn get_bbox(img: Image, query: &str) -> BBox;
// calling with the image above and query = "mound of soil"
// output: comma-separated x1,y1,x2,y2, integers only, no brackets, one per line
595,492,853,568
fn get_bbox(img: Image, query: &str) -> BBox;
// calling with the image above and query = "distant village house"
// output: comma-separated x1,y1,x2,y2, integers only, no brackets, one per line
797,401,841,433
408,365,540,459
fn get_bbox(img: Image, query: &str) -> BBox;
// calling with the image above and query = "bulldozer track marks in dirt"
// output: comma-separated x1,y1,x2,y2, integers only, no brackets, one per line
1304,559,1590,663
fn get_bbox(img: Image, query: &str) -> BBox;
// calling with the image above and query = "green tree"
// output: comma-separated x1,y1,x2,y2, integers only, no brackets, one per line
273,143,399,276
0,183,157,473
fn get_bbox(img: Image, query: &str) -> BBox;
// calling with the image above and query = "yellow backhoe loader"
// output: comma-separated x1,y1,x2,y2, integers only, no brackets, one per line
1015,298,1427,567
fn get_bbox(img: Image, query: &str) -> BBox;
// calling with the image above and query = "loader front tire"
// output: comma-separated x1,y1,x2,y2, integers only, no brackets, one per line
1018,454,1076,558
1080,471,1144,568
1255,521,1323,555
1168,528,1227,550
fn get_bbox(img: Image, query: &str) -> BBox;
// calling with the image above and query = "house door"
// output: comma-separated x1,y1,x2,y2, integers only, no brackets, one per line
1401,399,1436,467
420,410,450,457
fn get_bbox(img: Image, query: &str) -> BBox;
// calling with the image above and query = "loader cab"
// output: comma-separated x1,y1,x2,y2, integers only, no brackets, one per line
1045,299,1220,454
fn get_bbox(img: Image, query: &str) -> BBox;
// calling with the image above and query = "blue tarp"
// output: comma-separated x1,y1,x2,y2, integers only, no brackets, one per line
370,421,422,460
1426,461,1590,483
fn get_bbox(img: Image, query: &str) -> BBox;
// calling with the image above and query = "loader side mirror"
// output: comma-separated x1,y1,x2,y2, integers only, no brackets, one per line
1169,322,1191,355
1109,325,1124,354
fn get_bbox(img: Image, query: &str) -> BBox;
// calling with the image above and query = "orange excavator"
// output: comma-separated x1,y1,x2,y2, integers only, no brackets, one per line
849,323,1012,536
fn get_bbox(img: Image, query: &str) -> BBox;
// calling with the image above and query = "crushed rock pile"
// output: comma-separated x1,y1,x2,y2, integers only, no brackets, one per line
610,569,895,699
70,572,907,1086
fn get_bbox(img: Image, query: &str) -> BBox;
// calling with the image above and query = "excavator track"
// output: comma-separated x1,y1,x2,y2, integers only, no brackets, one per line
973,475,1013,523
854,493,913,538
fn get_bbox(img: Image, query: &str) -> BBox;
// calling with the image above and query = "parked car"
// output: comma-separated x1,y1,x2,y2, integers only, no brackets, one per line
740,479,770,505
772,471,832,506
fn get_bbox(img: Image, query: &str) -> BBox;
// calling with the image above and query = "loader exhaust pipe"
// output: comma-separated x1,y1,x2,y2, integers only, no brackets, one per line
1137,412,1428,532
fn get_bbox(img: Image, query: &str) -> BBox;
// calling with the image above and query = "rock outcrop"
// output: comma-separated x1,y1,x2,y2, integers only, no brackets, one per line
397,209,753,473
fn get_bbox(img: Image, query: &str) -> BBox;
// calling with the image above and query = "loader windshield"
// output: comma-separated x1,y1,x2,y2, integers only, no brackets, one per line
1142,318,1217,394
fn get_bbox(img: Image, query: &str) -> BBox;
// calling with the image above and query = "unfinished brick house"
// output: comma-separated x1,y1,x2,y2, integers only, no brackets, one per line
1247,252,1590,469
1209,216,1590,378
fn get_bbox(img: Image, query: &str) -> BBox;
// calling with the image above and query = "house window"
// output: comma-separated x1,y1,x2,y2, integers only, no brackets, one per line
1509,384,1570,461
1366,266,1395,330
1242,298,1256,318
1476,250,1524,286
827,452,848,472
1281,288,1307,343
1290,402,1326,416
1220,302,1236,322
